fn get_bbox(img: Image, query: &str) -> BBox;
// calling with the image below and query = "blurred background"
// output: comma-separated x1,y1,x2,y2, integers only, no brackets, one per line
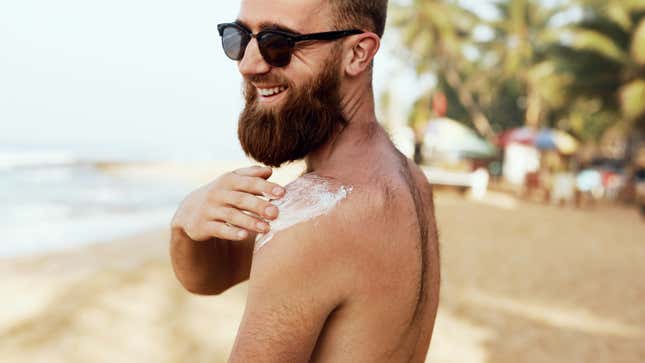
1,0,644,362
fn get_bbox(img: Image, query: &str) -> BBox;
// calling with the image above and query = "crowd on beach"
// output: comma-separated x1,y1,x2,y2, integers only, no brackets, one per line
414,120,645,215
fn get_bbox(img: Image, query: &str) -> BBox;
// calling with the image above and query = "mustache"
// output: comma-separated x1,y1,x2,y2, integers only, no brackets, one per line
244,74,292,86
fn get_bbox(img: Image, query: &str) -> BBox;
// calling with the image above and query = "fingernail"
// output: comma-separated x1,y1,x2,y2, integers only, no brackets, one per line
257,222,269,232
265,206,278,218
273,187,285,196
237,230,248,239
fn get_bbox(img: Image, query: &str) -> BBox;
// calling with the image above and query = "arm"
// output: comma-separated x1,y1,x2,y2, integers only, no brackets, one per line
169,227,254,295
169,166,285,295
228,218,351,362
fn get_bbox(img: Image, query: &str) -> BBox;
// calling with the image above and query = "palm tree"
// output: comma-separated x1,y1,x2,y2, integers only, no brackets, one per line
481,0,568,128
550,1,645,140
391,0,496,141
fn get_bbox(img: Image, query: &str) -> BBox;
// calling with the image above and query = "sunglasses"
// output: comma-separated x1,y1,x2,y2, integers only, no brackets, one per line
217,22,363,67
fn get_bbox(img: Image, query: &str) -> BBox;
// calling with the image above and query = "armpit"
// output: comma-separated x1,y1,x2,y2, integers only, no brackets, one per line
255,174,352,251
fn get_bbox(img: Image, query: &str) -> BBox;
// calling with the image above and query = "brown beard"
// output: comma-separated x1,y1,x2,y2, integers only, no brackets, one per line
237,55,347,167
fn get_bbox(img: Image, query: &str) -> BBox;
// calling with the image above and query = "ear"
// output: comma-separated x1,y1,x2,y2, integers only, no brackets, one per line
344,33,381,77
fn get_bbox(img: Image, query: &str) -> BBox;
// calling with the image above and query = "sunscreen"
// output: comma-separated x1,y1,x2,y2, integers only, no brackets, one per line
255,174,351,251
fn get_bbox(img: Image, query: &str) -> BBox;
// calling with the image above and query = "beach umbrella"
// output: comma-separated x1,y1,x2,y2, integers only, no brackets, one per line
535,128,579,155
496,127,537,146
535,129,557,149
422,118,497,159
497,127,579,155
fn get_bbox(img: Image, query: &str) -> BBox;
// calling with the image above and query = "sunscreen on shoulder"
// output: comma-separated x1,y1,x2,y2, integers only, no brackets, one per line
255,174,352,251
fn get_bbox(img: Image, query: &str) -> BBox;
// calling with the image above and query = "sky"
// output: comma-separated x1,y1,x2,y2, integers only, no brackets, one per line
0,0,492,161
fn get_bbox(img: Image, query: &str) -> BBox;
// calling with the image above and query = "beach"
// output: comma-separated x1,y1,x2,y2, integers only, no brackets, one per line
1,164,644,363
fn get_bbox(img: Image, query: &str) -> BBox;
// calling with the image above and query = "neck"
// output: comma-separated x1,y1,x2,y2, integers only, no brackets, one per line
305,85,379,173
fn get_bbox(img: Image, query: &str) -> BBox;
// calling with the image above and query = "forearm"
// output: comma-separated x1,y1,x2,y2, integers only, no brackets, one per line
168,166,282,295
170,226,254,295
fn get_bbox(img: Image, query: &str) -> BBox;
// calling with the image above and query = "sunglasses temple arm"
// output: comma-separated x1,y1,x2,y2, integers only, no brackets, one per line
294,30,362,42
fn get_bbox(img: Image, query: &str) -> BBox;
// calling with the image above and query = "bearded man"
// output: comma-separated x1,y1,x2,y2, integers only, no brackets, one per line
170,1,440,361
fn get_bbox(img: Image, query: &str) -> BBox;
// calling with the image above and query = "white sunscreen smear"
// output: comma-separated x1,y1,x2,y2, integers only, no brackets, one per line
255,174,352,251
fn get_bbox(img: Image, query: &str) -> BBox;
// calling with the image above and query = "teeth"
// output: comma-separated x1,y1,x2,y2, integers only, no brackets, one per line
258,86,287,97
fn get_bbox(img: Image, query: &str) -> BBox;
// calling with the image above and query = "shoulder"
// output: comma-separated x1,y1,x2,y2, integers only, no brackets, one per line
255,174,385,250
248,174,387,296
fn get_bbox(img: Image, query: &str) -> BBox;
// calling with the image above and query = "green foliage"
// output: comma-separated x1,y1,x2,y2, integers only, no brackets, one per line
392,0,645,144
632,19,645,64
621,80,645,120
551,0,645,139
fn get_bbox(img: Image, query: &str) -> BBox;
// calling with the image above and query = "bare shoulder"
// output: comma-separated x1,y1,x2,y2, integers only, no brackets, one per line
255,173,392,247
249,173,388,283
249,168,421,280
249,151,438,271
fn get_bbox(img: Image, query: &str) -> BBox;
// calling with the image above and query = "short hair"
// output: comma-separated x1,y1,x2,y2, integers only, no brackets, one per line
331,0,388,38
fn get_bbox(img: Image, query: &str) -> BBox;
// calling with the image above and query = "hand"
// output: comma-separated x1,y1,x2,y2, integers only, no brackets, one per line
171,166,285,242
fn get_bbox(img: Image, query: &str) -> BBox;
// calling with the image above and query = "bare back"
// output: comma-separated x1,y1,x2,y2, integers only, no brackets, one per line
308,151,441,362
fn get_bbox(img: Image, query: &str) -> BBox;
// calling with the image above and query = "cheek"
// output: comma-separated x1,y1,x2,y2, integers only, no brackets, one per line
280,65,318,93
288,47,332,76
289,43,342,81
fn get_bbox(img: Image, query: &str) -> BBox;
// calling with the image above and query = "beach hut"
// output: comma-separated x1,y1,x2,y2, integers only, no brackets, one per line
422,118,497,163
421,118,497,199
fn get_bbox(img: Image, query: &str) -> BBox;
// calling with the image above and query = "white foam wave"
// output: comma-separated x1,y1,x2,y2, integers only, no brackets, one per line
0,207,175,257
0,150,78,170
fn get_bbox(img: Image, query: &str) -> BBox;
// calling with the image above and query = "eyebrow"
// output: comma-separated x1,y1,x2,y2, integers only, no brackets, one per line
235,19,303,35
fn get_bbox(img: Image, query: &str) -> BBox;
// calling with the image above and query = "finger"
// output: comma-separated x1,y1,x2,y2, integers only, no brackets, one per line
233,165,273,178
205,221,250,241
220,191,280,220
212,207,270,233
231,175,285,199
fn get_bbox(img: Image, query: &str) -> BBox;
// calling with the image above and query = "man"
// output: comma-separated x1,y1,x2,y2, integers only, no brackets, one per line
170,1,440,361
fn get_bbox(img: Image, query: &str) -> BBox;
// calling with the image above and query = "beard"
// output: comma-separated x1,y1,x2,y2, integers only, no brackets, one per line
237,54,347,168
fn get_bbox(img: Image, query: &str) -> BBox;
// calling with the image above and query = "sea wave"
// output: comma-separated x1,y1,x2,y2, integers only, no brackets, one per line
0,148,192,257
0,206,176,257
0,149,79,171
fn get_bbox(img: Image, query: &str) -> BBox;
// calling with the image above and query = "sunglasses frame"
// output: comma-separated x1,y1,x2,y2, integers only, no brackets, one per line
217,22,364,67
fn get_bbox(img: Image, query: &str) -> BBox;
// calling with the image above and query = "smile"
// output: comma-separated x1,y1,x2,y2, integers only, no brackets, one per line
257,86,288,98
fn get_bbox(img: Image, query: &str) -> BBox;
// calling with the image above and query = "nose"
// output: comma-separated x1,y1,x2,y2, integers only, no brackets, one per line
238,38,271,77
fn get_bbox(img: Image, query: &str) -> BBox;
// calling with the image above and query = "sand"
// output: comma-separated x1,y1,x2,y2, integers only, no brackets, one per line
1,169,644,362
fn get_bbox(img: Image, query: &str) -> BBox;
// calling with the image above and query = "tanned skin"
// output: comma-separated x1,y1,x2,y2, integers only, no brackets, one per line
170,1,440,361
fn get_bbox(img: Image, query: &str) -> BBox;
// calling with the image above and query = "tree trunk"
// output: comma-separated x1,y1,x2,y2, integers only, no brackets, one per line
443,62,497,141
525,85,542,129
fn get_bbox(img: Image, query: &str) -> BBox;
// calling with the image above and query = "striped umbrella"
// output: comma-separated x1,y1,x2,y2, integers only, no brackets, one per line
497,127,579,155
496,127,537,146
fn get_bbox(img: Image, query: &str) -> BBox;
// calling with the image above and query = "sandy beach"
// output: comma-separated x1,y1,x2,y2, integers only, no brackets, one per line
1,166,644,362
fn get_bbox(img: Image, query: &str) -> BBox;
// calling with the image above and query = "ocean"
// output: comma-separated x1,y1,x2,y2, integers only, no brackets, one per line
0,144,209,257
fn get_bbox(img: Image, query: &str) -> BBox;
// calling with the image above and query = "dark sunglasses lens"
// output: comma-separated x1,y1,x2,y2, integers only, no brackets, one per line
221,26,247,60
258,33,292,67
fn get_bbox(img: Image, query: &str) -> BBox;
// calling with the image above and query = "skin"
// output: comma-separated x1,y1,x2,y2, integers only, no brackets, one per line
170,0,440,361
